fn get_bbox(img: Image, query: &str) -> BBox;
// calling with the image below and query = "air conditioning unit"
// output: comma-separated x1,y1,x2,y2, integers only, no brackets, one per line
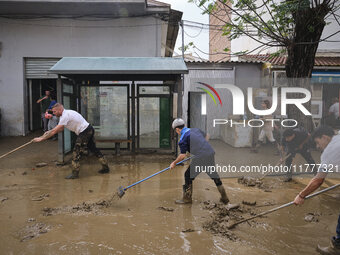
273,71,288,87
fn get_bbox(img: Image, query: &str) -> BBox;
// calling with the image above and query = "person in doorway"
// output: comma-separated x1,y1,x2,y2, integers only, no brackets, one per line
46,95,59,140
36,90,51,132
328,97,340,126
33,103,110,179
251,100,277,153
170,118,230,204
294,126,340,255
281,128,316,182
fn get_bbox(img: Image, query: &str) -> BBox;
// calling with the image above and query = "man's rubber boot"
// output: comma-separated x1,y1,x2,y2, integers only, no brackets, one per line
317,237,340,255
65,170,79,179
217,185,229,204
175,184,192,204
98,157,110,174
251,142,261,153
98,165,110,174
284,170,293,182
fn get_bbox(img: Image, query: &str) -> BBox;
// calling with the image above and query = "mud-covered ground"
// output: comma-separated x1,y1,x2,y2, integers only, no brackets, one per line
0,134,339,254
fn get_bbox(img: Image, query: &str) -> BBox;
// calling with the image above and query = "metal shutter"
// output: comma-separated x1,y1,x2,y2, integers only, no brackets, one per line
25,58,61,79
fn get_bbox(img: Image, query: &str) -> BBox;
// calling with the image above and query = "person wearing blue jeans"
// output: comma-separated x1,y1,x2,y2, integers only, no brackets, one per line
294,126,340,255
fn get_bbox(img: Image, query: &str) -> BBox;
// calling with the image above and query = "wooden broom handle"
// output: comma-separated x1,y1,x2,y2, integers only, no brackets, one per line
0,140,34,159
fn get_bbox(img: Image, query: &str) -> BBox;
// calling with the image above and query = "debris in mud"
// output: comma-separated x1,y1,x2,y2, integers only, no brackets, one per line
88,189,94,193
203,220,239,241
158,206,174,212
5,184,17,188
242,200,257,206
31,193,49,201
182,228,195,233
304,213,320,223
226,203,240,210
8,171,15,176
202,200,217,210
0,196,8,203
238,176,255,186
42,193,119,216
18,222,51,242
22,171,27,175
238,176,262,187
255,201,276,208
201,201,258,240
36,162,47,168
237,176,277,191
27,218,36,222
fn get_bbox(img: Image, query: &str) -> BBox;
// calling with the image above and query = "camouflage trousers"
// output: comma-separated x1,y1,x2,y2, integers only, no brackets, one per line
72,125,108,172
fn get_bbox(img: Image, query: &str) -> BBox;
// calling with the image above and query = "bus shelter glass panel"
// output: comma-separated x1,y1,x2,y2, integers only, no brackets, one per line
139,86,170,95
81,86,128,141
139,97,160,148
63,95,72,153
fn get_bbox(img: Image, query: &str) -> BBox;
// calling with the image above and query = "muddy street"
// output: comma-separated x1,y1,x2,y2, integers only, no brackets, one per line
0,135,339,255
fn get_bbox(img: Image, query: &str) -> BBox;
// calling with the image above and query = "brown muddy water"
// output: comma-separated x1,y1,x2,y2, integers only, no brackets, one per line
0,135,339,254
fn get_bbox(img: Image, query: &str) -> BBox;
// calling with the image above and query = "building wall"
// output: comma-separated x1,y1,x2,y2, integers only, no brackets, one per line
318,8,340,54
209,1,231,62
0,16,163,136
226,1,340,59
182,62,263,139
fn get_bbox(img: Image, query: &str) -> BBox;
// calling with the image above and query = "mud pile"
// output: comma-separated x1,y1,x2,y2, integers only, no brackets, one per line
18,222,52,242
237,176,284,191
238,176,262,187
42,193,119,216
201,201,258,241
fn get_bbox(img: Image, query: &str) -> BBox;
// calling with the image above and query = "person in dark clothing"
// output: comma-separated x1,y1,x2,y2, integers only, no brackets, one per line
170,118,230,204
36,90,51,132
281,128,316,182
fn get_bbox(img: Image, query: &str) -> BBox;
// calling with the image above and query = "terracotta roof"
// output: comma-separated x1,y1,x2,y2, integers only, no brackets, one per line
241,54,340,66
184,59,263,64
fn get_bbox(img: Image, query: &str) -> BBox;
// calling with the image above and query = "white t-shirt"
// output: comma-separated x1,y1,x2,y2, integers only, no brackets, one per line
329,102,339,118
58,109,89,135
316,134,340,178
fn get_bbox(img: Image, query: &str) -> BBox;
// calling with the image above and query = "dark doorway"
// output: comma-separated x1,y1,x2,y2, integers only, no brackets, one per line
188,91,206,132
28,79,57,131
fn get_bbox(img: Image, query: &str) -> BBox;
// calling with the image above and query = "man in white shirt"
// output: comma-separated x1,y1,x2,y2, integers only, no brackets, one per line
329,98,340,120
33,103,110,179
294,126,340,255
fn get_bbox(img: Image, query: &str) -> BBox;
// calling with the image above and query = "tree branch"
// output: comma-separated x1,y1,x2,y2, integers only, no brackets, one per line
215,0,286,44
233,0,286,43
196,0,285,46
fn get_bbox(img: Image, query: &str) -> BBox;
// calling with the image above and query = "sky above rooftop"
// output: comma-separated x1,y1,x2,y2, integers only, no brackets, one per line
160,0,209,59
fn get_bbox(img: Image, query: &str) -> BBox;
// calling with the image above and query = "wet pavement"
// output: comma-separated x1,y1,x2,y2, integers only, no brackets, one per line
0,134,339,254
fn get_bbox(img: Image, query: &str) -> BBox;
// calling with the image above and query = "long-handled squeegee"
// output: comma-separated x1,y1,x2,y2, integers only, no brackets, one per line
0,140,34,159
227,183,340,229
117,156,194,198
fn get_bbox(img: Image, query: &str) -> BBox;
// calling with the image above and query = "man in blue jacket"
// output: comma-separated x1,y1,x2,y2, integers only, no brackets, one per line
170,118,229,204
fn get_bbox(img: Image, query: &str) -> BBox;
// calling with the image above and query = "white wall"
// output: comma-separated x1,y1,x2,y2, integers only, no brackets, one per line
0,16,163,136
318,8,340,53
231,1,340,59
182,63,263,139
